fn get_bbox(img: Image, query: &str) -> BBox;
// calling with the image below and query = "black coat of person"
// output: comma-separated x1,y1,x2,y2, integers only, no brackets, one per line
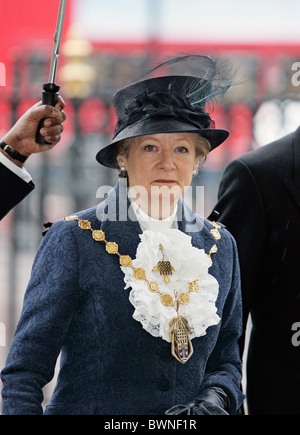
209,126,300,415
0,98,66,220
0,163,34,220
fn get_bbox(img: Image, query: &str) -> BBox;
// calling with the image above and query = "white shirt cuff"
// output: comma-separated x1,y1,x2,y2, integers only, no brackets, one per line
0,152,32,183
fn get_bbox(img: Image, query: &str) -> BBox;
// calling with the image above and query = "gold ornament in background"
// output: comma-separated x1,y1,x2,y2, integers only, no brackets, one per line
60,27,96,99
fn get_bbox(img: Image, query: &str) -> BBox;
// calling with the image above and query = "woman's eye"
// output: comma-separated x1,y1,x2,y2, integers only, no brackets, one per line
176,146,189,153
144,145,156,152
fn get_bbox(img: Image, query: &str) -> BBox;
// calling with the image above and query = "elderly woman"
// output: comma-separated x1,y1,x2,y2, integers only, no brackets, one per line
1,55,244,415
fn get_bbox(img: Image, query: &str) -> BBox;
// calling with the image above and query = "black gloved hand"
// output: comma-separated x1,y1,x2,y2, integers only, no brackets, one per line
165,387,230,415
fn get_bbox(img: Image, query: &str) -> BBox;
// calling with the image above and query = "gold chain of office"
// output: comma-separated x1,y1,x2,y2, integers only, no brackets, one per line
64,215,222,309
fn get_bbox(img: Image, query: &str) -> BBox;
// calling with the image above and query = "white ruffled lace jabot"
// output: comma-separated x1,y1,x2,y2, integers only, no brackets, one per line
121,229,220,343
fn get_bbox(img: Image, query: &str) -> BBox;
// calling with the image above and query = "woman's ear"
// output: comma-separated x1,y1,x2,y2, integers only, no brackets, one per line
116,153,126,169
193,158,200,172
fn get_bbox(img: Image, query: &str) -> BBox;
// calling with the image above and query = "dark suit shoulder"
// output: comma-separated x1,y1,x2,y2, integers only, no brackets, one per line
237,127,297,169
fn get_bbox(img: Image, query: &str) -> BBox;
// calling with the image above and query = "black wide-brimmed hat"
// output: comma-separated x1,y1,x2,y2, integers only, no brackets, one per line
96,55,235,168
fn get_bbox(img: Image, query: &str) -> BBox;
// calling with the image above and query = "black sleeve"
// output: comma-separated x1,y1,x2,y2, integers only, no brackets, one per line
209,158,267,353
0,162,34,220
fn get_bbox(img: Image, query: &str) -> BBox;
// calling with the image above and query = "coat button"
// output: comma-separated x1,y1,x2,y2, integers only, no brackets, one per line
157,377,171,391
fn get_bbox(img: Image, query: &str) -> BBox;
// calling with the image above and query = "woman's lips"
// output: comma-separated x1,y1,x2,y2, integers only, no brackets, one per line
153,179,177,183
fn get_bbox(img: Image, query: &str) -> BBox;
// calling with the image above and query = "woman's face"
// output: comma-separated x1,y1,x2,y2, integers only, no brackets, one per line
117,133,200,218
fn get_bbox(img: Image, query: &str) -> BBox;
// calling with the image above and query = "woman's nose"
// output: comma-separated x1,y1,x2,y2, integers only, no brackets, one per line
158,151,176,170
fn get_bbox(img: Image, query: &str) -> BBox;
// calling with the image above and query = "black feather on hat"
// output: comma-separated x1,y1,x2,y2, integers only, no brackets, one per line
96,54,236,168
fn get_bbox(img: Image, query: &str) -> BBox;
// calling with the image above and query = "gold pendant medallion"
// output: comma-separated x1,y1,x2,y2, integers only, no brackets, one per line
169,316,193,364
152,244,175,283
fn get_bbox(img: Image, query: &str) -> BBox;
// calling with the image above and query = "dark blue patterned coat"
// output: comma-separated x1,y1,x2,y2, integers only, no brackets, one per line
1,182,244,415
